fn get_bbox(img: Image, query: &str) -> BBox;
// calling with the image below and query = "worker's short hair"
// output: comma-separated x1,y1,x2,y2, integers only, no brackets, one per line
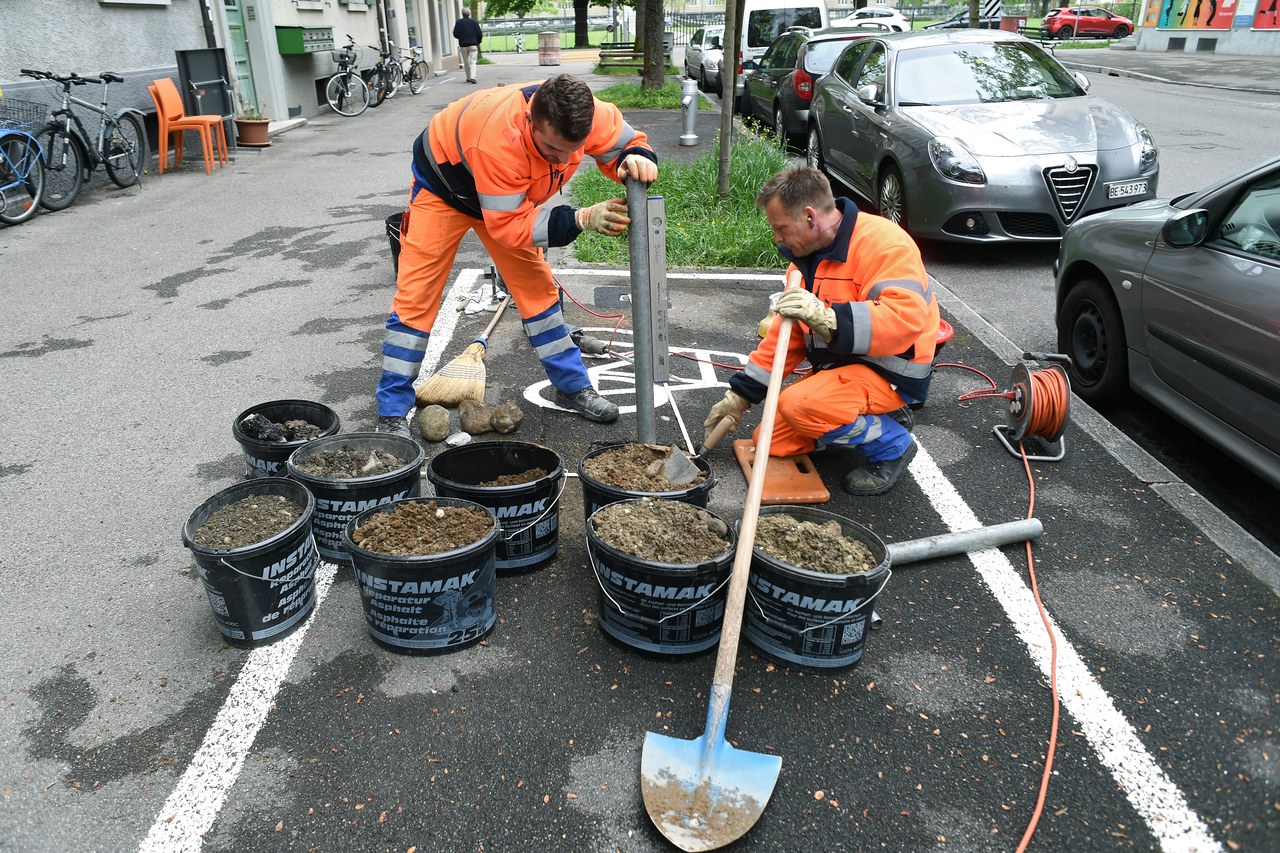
461,7,471,16
756,167,836,217
532,75,595,142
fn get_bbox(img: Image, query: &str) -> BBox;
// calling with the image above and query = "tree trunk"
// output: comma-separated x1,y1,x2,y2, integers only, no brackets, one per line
574,0,590,48
642,0,665,90
968,0,981,27
716,0,744,197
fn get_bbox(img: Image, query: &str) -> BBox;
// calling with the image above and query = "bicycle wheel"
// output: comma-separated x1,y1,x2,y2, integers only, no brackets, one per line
326,73,370,117
0,133,46,225
104,112,146,188
408,61,428,95
385,64,402,99
370,68,388,108
34,125,85,211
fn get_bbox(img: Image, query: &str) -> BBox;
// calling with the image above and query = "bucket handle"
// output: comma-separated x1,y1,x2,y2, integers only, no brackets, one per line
217,535,320,586
745,568,892,636
587,544,731,627
500,477,568,541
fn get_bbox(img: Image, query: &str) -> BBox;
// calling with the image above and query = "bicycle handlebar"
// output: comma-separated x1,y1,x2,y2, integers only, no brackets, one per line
20,69,98,86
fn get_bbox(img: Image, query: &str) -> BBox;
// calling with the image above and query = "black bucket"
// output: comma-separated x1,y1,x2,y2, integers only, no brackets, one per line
232,400,341,479
577,444,715,527
181,477,320,647
344,497,498,654
287,432,425,562
585,499,735,655
743,506,891,670
427,441,564,574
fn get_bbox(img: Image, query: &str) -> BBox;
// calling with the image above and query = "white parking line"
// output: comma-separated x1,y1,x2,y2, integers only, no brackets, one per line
909,444,1222,853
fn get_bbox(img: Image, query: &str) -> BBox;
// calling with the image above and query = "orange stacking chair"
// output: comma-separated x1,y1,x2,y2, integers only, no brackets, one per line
149,78,227,175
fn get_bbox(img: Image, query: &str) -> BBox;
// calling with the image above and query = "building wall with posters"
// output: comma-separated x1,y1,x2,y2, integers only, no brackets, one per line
1138,0,1280,54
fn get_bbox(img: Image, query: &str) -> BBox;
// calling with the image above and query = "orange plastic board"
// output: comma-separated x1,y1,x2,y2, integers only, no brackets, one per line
731,439,830,505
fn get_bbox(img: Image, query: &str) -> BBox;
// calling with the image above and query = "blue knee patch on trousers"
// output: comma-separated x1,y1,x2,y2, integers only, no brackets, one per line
818,415,911,461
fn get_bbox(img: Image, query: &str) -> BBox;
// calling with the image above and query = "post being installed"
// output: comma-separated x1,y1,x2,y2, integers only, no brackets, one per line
626,178,666,444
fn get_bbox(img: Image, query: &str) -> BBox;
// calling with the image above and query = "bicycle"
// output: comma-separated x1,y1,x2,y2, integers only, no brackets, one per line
20,69,146,212
368,43,400,107
325,36,371,117
0,97,46,225
397,42,429,95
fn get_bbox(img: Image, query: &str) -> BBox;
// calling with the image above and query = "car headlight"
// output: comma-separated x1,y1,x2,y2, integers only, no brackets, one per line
1137,123,1158,174
928,137,985,184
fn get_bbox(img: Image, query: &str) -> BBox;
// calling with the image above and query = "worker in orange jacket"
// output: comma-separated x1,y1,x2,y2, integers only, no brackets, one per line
376,75,658,436
703,167,939,496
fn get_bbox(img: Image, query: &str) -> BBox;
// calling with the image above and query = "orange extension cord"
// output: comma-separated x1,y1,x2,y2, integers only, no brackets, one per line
940,361,1068,851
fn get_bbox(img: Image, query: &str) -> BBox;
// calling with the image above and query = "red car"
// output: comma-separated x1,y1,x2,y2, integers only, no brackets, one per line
1043,6,1134,39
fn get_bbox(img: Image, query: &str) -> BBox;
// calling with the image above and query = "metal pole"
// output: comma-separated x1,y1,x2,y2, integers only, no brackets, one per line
627,179,656,443
885,519,1044,566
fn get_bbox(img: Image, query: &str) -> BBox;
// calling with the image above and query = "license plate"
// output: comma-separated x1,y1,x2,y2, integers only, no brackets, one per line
1107,180,1148,199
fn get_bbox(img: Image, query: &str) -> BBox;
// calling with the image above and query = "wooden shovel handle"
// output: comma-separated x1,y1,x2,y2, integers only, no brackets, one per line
711,315,794,689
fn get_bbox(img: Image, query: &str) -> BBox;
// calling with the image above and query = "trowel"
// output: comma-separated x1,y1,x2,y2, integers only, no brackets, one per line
660,414,737,485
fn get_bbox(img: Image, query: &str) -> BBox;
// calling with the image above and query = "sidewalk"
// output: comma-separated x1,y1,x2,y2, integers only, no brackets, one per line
1052,44,1280,96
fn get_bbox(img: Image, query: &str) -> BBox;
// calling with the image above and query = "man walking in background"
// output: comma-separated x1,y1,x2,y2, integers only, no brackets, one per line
453,8,482,84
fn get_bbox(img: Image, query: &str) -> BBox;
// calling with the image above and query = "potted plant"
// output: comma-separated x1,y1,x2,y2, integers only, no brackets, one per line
233,92,271,147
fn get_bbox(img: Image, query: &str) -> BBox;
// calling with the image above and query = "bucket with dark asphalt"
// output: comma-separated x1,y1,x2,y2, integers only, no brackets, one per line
232,399,340,479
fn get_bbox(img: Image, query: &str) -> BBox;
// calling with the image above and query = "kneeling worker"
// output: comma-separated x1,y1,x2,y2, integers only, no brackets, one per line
375,74,658,437
703,167,939,496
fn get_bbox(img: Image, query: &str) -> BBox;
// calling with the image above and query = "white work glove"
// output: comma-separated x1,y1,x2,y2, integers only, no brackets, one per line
703,389,749,449
575,198,630,237
774,289,836,342
618,153,658,184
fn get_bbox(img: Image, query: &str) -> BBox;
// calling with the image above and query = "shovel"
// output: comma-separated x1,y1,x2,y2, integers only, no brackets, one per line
640,317,794,852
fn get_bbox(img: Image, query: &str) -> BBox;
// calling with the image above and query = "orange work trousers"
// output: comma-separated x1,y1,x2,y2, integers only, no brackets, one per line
756,363,909,459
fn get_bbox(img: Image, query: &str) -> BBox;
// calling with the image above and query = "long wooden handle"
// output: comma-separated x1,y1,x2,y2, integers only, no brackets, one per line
476,294,511,342
711,315,794,689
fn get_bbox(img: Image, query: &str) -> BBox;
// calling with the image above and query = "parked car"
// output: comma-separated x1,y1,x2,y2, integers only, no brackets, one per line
806,29,1159,242
685,25,725,93
740,28,880,149
832,6,912,31
1042,5,1134,39
1054,155,1280,488
923,10,1001,29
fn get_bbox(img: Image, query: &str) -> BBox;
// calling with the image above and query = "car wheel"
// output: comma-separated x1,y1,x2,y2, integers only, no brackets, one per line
1057,277,1129,404
878,165,908,231
699,67,708,91
806,125,825,173
773,104,791,152
1058,25,1074,40
1112,25,1130,38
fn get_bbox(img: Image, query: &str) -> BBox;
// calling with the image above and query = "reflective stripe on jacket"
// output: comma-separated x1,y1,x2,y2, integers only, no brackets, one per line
732,200,940,404
411,82,654,249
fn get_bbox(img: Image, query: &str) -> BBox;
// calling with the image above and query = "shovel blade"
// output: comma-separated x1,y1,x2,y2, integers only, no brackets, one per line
641,730,782,851
662,447,702,486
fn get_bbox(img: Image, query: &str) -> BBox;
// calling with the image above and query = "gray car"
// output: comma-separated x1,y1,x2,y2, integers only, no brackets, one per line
739,28,879,150
1055,155,1280,488
807,29,1159,242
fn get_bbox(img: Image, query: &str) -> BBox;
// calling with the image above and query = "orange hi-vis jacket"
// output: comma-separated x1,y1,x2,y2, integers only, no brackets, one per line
731,201,940,406
412,81,655,250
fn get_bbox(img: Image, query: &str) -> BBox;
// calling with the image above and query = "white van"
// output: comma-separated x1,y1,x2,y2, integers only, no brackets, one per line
728,0,830,100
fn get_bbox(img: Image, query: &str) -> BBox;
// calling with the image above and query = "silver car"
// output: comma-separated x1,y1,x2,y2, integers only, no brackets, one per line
807,30,1159,242
1055,155,1280,488
684,25,725,94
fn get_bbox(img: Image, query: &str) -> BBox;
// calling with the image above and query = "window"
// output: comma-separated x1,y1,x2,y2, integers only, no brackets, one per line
834,42,870,83
1213,177,1280,260
854,44,887,92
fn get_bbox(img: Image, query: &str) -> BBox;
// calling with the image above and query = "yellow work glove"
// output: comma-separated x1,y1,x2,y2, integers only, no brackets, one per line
702,389,749,449
575,198,630,237
618,153,658,184
774,289,836,342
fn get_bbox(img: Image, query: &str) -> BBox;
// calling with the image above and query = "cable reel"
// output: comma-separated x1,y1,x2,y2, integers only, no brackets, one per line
992,353,1072,462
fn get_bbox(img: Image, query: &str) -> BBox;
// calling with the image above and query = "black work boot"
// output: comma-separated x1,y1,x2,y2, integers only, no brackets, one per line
554,387,618,423
843,440,918,496
887,406,914,432
375,415,412,440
